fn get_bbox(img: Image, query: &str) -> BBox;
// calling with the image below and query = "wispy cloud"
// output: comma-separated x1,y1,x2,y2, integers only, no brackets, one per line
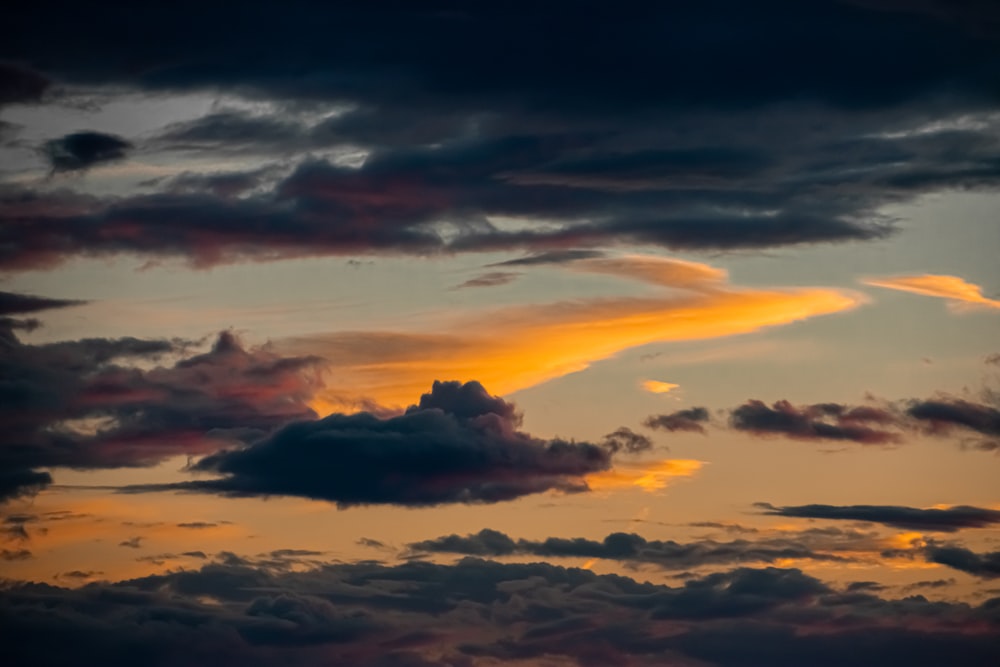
864,274,1000,310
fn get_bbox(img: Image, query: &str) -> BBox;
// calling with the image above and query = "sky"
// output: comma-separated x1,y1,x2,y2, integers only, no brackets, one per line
1,2,999,665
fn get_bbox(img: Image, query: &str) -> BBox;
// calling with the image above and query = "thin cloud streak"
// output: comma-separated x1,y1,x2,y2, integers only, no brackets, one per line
864,274,1000,309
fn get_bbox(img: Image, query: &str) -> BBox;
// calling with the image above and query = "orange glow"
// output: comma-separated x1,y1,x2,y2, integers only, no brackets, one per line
864,274,1000,309
642,380,679,394
299,256,864,410
585,458,704,492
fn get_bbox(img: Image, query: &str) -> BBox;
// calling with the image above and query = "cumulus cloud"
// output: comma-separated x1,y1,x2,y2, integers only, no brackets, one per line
126,381,614,507
755,502,1000,532
864,274,1000,310
0,325,324,500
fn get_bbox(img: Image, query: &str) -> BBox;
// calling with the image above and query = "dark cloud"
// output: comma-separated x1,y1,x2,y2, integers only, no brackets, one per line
488,249,606,267
907,398,1000,440
0,5,996,268
756,502,1000,532
408,527,873,570
0,291,86,316
730,400,902,444
923,545,1000,578
0,326,323,500
0,548,32,561
0,62,50,105
118,537,143,549
127,381,613,507
644,407,710,434
2,555,997,667
42,131,132,172
451,272,519,289
600,427,654,454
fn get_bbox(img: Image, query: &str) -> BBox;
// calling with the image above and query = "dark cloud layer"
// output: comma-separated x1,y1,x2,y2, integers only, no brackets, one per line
0,324,323,500
756,502,1000,532
131,381,613,507
0,3,998,268
407,528,868,570
0,556,997,667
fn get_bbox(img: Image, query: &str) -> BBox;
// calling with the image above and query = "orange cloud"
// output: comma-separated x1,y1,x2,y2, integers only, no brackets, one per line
642,380,679,394
585,458,705,492
295,255,864,410
864,274,1000,310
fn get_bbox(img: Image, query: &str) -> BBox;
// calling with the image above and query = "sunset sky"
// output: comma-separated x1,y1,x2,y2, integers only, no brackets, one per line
2,2,1000,665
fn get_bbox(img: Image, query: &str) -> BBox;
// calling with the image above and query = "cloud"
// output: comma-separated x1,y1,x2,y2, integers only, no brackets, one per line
641,380,679,394
0,326,324,500
489,250,607,267
864,274,1000,309
730,400,902,444
0,5,998,270
0,62,50,105
643,407,711,433
407,528,868,570
296,255,862,408
1,555,996,667
923,545,1000,579
126,381,615,507
0,291,86,316
451,272,519,289
42,131,133,172
600,427,654,455
756,502,1000,532
906,398,1000,441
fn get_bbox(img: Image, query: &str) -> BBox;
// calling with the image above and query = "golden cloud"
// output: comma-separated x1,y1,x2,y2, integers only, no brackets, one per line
864,274,1000,310
295,255,864,410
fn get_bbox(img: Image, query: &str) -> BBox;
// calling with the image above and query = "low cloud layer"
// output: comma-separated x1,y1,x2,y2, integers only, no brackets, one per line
407,527,871,570
1,555,997,667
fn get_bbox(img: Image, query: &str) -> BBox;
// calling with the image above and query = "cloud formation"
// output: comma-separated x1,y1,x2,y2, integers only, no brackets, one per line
0,4,996,269
296,255,862,408
0,324,323,500
1,554,997,667
42,131,133,173
756,502,1000,532
730,400,902,444
643,407,711,433
865,274,1000,310
407,527,871,570
128,381,615,507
